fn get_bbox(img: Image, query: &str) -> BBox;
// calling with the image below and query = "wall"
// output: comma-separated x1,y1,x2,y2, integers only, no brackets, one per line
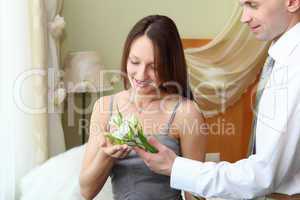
62,0,237,68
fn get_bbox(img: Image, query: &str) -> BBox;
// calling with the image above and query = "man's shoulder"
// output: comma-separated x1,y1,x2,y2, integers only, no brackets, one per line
269,23,300,64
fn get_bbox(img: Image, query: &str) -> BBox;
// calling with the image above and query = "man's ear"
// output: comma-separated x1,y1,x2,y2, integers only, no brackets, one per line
286,0,300,12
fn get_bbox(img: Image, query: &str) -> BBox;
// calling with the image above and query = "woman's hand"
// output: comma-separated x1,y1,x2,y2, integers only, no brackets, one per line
100,135,131,159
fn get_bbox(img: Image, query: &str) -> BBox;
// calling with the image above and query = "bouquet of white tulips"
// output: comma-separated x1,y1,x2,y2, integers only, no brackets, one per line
105,106,158,153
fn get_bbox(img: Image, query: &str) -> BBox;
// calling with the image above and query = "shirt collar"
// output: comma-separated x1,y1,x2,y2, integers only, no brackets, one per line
268,22,300,63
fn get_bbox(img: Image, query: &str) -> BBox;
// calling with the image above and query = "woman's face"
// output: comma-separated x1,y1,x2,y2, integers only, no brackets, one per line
126,35,161,95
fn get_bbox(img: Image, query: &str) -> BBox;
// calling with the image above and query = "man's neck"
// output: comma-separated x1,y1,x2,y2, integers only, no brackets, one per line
286,14,300,31
273,16,300,42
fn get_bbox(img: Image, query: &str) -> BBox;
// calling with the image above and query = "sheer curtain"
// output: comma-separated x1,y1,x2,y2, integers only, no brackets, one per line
45,0,66,157
185,3,270,117
0,0,48,198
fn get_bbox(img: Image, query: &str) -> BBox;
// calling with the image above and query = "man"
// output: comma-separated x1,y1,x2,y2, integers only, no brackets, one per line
134,0,300,199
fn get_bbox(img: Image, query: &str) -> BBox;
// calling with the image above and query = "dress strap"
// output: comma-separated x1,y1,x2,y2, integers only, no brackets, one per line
106,95,114,132
165,100,182,134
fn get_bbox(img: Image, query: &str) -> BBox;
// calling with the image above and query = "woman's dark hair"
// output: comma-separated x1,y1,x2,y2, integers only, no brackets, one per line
121,15,194,100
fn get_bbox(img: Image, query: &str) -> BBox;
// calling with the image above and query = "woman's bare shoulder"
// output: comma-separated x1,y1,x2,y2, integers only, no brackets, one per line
179,98,200,113
176,98,204,123
93,90,127,112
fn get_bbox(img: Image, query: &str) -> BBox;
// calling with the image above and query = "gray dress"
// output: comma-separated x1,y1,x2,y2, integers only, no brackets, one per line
107,96,183,200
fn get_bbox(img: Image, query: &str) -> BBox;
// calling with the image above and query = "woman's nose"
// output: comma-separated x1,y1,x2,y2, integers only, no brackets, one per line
135,65,147,79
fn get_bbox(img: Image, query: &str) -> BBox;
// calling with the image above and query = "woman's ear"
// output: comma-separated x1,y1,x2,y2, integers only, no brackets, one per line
286,0,300,12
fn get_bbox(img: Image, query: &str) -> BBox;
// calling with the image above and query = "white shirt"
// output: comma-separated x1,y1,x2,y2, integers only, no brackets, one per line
171,22,300,199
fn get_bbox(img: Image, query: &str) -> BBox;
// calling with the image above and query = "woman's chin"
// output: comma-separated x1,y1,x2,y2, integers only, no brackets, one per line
135,87,149,93
132,86,154,95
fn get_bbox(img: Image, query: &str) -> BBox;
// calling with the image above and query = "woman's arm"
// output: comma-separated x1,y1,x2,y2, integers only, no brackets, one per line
79,96,130,200
176,100,207,200
79,97,113,199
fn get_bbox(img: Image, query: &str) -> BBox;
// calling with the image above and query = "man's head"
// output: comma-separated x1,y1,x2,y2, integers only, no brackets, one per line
240,0,300,41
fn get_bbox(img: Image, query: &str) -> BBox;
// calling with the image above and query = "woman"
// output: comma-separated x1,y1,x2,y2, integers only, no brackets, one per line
79,15,207,200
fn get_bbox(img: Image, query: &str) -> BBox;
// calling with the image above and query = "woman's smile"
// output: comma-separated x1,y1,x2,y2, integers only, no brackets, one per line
133,78,153,88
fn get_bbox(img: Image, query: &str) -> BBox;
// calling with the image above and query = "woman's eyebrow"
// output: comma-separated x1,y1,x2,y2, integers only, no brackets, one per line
129,55,139,60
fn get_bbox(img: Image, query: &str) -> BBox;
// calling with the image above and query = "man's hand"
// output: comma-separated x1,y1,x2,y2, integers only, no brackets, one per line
134,136,177,176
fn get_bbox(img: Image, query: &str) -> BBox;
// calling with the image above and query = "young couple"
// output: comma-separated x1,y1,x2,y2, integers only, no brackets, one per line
80,0,300,199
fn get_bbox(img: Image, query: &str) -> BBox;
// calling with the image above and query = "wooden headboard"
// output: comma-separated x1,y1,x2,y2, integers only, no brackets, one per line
181,38,211,49
181,38,255,162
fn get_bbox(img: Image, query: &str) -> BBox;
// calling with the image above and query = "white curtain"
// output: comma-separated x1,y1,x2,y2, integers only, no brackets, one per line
0,0,48,199
185,3,270,117
45,0,66,157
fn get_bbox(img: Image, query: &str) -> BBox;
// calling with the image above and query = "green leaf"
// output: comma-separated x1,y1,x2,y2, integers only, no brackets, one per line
105,134,124,145
137,129,158,153
128,125,135,140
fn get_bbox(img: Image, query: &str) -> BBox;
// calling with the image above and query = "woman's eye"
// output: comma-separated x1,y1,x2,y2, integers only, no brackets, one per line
149,64,156,70
130,60,139,65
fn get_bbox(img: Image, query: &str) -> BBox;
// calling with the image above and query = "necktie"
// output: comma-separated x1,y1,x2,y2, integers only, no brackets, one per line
248,56,275,155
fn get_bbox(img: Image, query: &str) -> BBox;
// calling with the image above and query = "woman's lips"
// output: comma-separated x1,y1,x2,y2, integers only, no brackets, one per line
134,79,152,88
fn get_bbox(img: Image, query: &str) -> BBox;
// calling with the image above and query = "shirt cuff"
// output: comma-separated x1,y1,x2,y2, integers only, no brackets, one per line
170,156,204,193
